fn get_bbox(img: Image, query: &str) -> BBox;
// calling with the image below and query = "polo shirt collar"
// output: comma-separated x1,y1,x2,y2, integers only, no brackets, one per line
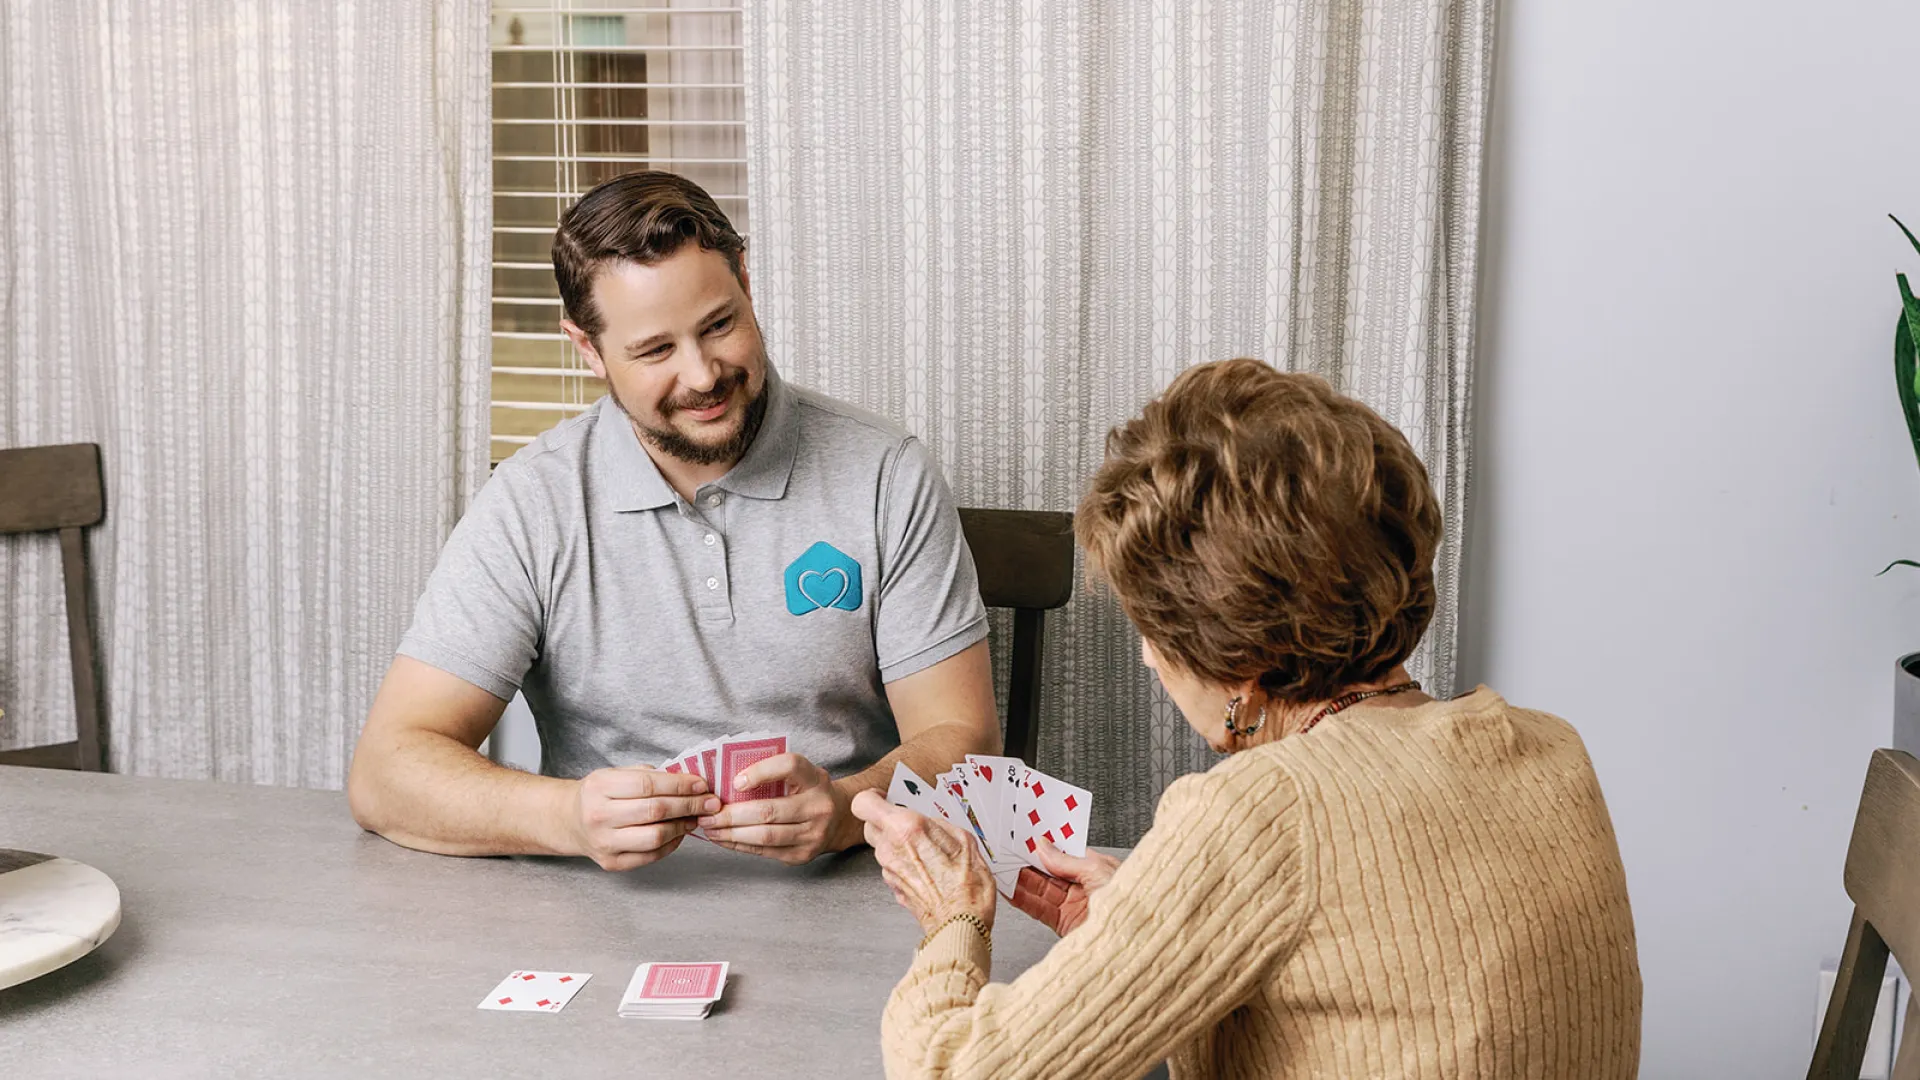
595,367,798,513
712,367,798,501
595,397,678,513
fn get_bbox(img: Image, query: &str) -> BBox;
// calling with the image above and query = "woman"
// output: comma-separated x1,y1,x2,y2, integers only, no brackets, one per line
850,359,1641,1079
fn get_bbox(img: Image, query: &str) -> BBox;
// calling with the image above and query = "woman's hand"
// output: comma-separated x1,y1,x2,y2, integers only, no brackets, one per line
850,790,997,935
1009,838,1121,936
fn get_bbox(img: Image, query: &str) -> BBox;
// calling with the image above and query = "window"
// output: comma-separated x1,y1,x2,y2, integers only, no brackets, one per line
489,2,747,463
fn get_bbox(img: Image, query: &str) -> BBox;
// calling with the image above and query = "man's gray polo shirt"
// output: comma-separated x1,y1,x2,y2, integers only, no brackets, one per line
396,370,989,779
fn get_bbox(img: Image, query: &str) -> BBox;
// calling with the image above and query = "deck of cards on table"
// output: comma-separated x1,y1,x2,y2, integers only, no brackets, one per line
478,970,593,1013
619,962,730,1020
885,755,1094,898
660,731,788,804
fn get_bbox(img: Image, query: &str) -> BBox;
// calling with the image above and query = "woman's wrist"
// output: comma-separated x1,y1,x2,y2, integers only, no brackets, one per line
918,909,994,953
925,894,996,936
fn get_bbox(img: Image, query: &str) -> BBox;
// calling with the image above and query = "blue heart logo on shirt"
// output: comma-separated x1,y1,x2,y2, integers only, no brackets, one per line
785,541,863,615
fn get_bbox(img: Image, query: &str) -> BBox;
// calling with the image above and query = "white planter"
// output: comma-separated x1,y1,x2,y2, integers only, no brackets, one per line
1896,653,1920,758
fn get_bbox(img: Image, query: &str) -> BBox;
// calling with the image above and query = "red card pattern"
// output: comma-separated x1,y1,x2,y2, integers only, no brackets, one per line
640,963,723,999
719,737,786,802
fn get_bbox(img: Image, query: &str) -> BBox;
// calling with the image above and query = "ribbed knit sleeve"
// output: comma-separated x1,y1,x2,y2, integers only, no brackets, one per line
880,751,1312,1080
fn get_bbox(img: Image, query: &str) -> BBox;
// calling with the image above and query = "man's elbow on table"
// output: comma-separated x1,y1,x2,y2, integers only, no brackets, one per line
346,656,510,839
345,731,401,836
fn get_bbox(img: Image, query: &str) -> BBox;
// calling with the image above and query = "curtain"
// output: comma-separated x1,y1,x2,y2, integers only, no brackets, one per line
745,0,1494,843
0,1,492,787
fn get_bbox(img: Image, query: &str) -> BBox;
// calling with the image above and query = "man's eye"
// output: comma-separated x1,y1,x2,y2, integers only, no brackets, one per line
706,317,733,335
644,345,671,359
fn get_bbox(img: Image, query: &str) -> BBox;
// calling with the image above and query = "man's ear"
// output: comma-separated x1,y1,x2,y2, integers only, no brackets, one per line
560,318,607,381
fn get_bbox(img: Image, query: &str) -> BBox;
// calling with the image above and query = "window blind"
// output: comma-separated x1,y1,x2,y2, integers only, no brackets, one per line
490,1,748,463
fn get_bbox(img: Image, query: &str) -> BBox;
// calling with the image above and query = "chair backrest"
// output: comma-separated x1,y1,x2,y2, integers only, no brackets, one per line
1810,748,1920,1080
956,508,1074,765
0,443,106,772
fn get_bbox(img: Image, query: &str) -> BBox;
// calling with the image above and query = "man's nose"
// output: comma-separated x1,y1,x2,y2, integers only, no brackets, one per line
674,340,721,393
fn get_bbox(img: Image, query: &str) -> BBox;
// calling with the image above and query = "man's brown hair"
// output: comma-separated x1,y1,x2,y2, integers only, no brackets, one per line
551,171,746,345
1076,358,1441,703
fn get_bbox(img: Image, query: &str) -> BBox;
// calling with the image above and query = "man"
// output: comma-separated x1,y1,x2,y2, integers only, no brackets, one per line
347,172,1000,870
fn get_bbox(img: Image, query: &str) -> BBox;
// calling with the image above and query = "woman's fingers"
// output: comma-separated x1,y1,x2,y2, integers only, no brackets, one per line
1032,836,1121,888
1031,836,1094,880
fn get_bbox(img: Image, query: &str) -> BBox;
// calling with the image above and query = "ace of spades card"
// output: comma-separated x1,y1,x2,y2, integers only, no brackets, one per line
885,761,938,817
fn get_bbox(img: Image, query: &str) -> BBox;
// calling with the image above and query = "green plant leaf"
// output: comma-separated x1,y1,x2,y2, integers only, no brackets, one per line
1879,559,1920,576
1902,272,1920,397
1895,281,1920,477
1895,215,1920,260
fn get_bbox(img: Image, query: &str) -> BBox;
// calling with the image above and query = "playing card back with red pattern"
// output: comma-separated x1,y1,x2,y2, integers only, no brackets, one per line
638,962,726,1001
718,736,786,802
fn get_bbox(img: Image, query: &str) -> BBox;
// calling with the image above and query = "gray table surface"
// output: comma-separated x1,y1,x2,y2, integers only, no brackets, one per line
0,765,1143,1079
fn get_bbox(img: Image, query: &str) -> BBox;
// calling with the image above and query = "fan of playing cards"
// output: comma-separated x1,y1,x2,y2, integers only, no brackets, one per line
886,756,1094,898
660,731,789,804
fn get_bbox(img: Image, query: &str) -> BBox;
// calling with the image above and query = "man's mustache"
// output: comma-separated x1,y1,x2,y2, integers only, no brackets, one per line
666,371,747,414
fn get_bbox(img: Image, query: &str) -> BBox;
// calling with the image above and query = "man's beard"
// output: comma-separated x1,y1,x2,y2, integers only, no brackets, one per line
613,368,769,467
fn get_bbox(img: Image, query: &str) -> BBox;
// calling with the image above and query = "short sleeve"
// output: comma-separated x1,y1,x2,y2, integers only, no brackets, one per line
395,466,548,701
873,438,989,683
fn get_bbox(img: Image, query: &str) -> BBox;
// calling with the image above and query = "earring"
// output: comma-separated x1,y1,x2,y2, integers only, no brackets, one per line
1223,695,1266,737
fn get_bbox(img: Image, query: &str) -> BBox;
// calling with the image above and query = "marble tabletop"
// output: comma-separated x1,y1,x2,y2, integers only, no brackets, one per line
0,849,121,990
0,765,1154,1079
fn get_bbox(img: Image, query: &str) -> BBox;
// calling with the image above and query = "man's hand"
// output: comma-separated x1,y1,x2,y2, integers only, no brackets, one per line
698,753,855,865
567,766,720,871
1008,837,1121,936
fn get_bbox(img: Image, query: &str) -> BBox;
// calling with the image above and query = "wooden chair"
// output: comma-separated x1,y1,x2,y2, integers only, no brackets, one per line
1809,748,1920,1079
0,443,106,771
957,508,1075,765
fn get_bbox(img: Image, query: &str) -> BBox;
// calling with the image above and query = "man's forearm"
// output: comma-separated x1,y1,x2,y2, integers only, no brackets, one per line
829,720,1000,847
348,730,580,858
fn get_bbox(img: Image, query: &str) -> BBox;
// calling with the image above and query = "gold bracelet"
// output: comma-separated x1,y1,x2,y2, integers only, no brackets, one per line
918,911,993,954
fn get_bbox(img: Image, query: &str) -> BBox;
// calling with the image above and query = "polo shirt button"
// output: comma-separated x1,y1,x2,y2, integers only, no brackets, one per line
705,577,719,590
706,494,723,508
703,533,716,546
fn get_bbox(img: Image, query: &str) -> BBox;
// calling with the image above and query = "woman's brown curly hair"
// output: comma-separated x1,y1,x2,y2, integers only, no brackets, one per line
1076,358,1441,703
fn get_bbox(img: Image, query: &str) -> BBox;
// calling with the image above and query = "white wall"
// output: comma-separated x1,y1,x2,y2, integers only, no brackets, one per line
1461,0,1920,1074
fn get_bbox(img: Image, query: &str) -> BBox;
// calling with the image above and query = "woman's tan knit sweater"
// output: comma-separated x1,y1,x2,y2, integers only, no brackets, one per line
881,688,1641,1079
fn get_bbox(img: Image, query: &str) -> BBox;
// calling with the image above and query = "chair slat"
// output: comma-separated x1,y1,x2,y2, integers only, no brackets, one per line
958,508,1075,766
0,444,104,534
1811,750,1920,1078
1843,751,1920,965
958,508,1074,611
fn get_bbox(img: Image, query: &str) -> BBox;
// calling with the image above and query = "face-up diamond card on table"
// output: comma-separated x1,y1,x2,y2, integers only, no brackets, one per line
477,970,592,1013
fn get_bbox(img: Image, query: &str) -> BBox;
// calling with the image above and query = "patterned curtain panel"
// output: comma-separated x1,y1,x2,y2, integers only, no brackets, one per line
0,2,492,786
746,0,1494,842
